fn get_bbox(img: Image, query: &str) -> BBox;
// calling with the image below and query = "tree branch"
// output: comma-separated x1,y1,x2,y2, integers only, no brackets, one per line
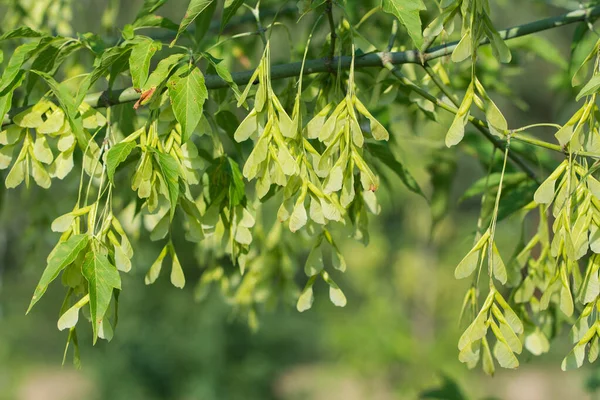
3,5,600,127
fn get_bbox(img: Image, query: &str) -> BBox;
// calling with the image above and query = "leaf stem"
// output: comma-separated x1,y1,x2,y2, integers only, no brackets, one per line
325,0,337,67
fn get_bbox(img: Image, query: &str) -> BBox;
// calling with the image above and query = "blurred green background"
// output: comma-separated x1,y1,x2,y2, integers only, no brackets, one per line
1,0,600,399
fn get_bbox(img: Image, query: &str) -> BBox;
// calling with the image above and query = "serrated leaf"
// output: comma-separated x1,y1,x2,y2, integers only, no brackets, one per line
171,0,216,46
133,15,179,30
106,141,136,184
168,64,208,142
0,40,42,93
129,38,162,89
27,234,90,313
142,53,185,93
381,0,426,50
221,0,244,31
82,250,121,344
0,27,44,41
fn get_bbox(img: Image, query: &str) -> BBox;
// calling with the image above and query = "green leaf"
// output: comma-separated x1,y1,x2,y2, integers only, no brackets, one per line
227,157,245,207
0,27,44,41
82,250,121,344
171,0,216,46
154,150,181,221
27,234,90,313
168,64,208,142
142,53,185,93
366,142,426,199
381,0,426,50
129,38,162,89
132,15,179,31
203,52,242,100
222,0,244,31
75,45,133,107
194,0,217,43
135,0,168,20
106,141,136,184
0,40,42,93
483,14,511,63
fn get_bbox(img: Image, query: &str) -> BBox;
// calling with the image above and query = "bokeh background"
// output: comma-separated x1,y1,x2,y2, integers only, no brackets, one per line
1,0,599,399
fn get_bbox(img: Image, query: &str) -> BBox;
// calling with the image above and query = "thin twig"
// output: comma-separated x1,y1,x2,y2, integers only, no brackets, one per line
386,19,399,52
